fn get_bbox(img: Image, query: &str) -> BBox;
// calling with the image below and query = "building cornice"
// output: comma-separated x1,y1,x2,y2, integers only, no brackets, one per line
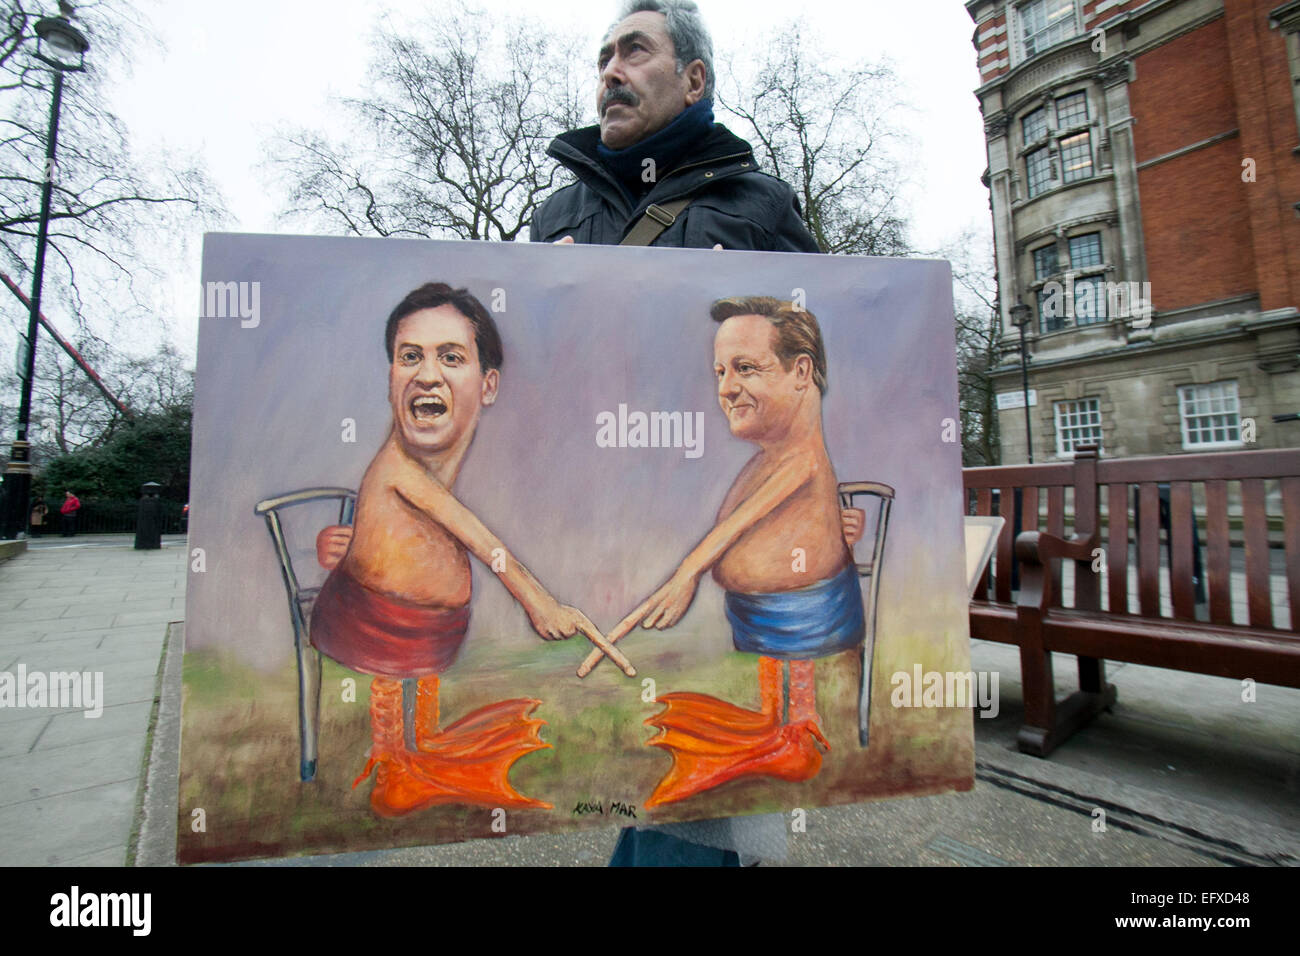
1013,212,1120,254
1010,170,1116,215
1268,1,1300,32
975,33,1098,99
1136,129,1240,171
1109,5,1226,62
989,311,1300,380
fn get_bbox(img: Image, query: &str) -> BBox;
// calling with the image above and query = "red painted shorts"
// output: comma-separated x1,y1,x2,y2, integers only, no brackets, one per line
309,569,470,679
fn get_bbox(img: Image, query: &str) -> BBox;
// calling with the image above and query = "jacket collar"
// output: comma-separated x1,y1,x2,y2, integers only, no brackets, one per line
547,122,758,219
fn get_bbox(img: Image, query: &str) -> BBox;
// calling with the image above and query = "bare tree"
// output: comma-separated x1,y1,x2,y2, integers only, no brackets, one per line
717,22,912,256
939,229,1002,466
270,4,587,242
0,1,215,322
1,332,192,468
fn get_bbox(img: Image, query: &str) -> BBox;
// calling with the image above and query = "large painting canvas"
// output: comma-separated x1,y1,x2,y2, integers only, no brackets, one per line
179,233,973,862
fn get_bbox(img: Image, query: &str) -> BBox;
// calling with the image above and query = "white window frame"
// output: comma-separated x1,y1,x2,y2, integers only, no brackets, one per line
1054,397,1103,457
1068,232,1103,269
1017,0,1080,62
1055,90,1089,129
1058,130,1093,183
1026,145,1052,198
1179,382,1244,450
1072,276,1108,325
1023,106,1048,146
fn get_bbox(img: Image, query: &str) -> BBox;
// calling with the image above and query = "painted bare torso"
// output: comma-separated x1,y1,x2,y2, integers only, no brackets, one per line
341,440,472,608
711,443,850,593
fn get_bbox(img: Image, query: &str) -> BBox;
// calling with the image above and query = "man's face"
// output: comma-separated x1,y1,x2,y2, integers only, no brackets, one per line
388,305,498,457
597,11,700,150
713,314,807,443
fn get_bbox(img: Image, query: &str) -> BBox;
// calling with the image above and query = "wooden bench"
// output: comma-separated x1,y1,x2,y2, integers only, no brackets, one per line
966,445,1300,756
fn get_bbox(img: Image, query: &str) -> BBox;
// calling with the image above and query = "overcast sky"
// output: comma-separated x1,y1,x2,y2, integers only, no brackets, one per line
36,0,993,360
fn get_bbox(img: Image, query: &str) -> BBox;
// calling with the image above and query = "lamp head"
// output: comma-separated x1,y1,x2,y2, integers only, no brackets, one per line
34,16,89,72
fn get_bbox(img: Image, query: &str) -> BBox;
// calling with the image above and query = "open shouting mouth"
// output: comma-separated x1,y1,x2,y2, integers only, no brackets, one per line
410,394,447,422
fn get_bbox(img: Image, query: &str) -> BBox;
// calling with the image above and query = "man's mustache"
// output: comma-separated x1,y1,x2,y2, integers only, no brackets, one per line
600,86,639,115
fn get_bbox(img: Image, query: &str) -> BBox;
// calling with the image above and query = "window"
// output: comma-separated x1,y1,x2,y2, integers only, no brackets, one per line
1023,107,1048,145
1069,232,1103,269
1020,0,1078,59
1270,6,1300,145
1033,244,1058,279
1055,398,1103,456
1179,382,1242,448
1072,276,1107,325
1026,146,1052,198
1058,131,1093,183
1038,287,1066,332
1055,91,1088,128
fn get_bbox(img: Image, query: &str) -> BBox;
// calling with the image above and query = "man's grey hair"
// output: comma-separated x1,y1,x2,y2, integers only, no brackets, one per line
610,0,715,99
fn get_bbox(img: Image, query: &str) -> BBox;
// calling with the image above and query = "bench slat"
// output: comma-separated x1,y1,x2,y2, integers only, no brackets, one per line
1137,483,1161,617
974,488,992,599
996,488,1014,603
1242,478,1272,629
1048,486,1064,608
1022,485,1039,535
969,602,1016,644
1107,482,1129,615
1039,612,1300,686
1205,479,1233,625
1170,481,1195,620
1285,477,1300,633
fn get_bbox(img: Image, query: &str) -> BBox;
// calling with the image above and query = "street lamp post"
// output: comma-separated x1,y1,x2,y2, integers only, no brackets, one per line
1,14,88,540
1010,300,1034,465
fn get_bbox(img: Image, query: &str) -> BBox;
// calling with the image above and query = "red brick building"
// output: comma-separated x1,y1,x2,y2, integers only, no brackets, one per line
968,0,1300,462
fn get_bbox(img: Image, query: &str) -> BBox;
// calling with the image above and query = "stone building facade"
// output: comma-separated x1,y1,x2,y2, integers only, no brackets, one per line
967,0,1300,463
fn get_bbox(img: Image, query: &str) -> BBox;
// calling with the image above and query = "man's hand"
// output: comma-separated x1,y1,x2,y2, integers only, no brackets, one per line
532,598,637,677
554,236,575,244
639,570,701,630
527,598,595,641
574,569,698,679
316,525,354,570
841,507,866,548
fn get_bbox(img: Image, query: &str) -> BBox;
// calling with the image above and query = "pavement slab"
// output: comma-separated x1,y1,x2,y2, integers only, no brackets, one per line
5,534,1298,867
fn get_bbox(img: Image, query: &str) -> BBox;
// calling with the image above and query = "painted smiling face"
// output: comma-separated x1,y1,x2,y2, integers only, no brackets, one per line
713,313,809,443
387,305,498,457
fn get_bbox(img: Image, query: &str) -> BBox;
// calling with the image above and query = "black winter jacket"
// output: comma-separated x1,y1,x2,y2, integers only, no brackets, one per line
529,123,821,252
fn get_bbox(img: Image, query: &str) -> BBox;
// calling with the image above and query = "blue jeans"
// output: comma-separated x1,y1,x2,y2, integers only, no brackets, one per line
608,827,741,867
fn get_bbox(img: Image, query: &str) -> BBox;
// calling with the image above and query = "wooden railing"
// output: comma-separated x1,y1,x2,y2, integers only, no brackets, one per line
964,444,1300,756
965,445,1300,632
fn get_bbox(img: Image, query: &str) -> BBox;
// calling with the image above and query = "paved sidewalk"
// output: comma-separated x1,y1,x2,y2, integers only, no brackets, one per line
0,536,186,865
2,535,1297,866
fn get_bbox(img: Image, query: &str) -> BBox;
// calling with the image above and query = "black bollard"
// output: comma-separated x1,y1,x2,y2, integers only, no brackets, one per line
134,481,163,550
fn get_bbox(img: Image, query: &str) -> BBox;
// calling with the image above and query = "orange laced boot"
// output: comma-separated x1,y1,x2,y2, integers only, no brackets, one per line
644,657,829,809
406,675,554,810
352,677,458,817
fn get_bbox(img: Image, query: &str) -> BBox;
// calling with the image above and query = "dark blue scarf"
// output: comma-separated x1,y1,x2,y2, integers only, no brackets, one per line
596,98,716,201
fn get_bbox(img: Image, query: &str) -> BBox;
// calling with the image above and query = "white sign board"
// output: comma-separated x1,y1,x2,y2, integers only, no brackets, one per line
996,389,1037,410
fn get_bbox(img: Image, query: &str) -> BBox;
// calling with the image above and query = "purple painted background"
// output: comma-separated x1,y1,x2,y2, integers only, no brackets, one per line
188,234,965,679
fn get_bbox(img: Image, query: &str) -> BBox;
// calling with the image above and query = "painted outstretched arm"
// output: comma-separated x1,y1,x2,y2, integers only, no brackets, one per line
387,460,634,674
577,452,816,680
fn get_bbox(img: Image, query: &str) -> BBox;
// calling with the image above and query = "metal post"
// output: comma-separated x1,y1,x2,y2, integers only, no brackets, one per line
2,70,65,540
1018,320,1034,464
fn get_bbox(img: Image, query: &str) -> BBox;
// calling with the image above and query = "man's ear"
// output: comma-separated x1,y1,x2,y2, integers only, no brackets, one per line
683,60,707,105
481,368,500,406
793,354,813,389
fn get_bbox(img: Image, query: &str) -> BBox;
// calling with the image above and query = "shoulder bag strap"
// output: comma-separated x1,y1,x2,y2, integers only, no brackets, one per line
619,197,693,246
